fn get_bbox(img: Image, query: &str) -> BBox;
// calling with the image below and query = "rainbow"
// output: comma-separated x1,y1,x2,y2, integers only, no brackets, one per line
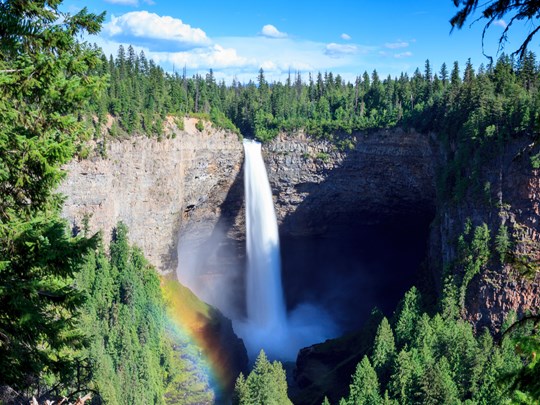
161,276,241,399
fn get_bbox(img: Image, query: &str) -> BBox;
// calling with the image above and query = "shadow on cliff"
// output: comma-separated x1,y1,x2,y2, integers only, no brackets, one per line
277,139,436,332
177,163,246,318
274,136,437,404
174,166,248,402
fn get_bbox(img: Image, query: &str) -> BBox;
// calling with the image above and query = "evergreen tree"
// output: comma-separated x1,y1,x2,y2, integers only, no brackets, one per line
0,0,104,395
372,317,396,372
77,223,185,405
394,287,421,347
440,62,449,86
347,356,382,405
419,356,460,405
233,350,292,405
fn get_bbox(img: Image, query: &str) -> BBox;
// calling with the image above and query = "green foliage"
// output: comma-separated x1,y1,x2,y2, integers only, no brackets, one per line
346,356,382,405
394,287,421,346
77,223,171,404
457,222,491,308
531,152,540,169
233,350,292,405
315,152,331,162
0,0,104,396
195,119,205,132
495,224,511,264
419,356,460,404
162,327,214,405
503,316,540,402
451,0,540,59
337,288,525,404
372,317,396,372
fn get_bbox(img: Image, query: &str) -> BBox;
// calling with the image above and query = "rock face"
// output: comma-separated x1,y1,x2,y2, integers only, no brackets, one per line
60,118,243,275
431,138,540,332
60,118,247,400
265,128,437,235
263,129,438,332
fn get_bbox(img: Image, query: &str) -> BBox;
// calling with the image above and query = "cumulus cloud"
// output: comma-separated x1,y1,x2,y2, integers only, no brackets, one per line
341,33,351,40
158,44,250,69
105,0,138,5
385,41,409,49
103,11,210,51
261,24,287,38
493,19,507,28
325,43,358,57
394,51,412,58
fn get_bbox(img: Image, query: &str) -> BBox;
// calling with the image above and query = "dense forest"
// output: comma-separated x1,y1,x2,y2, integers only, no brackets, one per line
88,43,540,204
1,0,539,404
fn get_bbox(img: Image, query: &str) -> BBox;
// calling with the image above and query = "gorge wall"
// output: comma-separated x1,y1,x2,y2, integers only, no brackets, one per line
264,129,437,330
60,118,243,275
266,128,437,232
432,138,540,332
60,122,539,333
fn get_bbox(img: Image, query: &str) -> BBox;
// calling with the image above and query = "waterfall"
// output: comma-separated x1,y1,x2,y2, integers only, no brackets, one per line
235,139,337,361
243,139,287,331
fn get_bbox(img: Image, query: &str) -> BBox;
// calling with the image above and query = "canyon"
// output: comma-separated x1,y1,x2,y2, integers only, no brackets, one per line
59,118,539,401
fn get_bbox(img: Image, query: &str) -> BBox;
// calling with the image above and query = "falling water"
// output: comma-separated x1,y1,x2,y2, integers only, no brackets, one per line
235,139,338,361
243,139,287,331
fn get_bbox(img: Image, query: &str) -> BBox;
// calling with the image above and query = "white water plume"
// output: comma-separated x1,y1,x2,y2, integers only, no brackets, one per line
235,139,337,361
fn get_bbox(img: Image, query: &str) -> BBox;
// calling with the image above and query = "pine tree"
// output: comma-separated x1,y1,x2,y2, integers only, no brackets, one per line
233,350,292,405
419,356,460,405
372,317,396,372
0,0,104,394
440,62,449,86
347,356,382,405
388,349,423,404
451,61,461,87
394,287,421,347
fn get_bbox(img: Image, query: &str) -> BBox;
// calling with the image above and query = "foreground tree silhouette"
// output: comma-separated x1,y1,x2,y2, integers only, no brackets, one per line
0,0,105,396
451,0,540,59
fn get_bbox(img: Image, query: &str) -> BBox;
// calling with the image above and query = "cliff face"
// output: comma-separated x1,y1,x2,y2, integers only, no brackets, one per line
60,118,243,275
60,118,247,397
61,123,539,334
265,128,437,235
431,138,540,332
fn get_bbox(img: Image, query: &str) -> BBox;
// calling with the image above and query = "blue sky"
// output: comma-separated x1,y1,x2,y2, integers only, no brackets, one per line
62,0,539,83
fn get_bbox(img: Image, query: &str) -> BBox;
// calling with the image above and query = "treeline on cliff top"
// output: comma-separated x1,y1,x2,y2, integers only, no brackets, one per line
90,44,539,148
89,45,540,202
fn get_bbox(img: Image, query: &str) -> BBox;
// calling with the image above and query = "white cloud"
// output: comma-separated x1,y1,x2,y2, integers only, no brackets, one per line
103,11,210,50
394,51,412,58
104,0,138,5
385,41,409,49
261,24,287,38
493,19,507,28
325,43,358,57
341,33,351,40
156,44,250,69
